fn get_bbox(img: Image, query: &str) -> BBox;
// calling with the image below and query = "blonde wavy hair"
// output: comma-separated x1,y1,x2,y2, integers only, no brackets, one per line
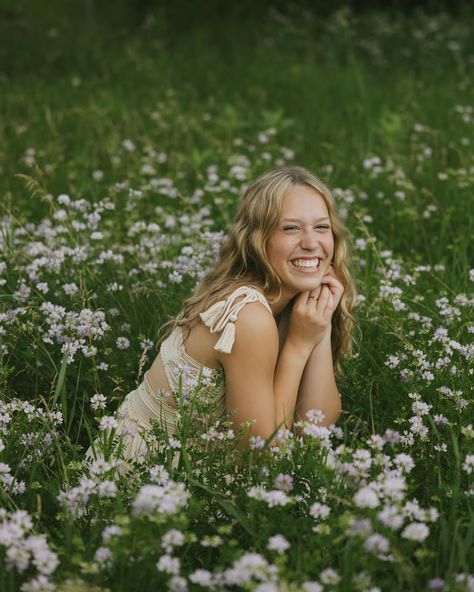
157,166,357,374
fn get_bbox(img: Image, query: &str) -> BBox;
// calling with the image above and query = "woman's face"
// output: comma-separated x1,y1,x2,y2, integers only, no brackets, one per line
266,184,335,300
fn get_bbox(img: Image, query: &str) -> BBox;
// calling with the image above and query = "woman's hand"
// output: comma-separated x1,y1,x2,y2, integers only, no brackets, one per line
321,265,344,311
286,266,344,354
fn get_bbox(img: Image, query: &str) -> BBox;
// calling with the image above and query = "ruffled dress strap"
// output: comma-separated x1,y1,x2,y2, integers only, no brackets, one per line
199,286,272,354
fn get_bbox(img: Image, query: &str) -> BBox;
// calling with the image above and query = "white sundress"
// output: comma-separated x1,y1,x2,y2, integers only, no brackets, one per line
85,286,273,470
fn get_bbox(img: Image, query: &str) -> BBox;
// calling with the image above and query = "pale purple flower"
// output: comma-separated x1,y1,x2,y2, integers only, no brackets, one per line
302,583,323,592
249,435,266,449
94,546,112,564
102,525,122,543
377,505,404,530
90,393,107,411
394,453,415,473
149,464,169,485
354,486,380,508
156,554,180,575
161,529,185,553
320,568,341,585
189,569,213,586
274,473,293,492
462,455,474,475
62,283,78,295
428,578,445,590
267,534,290,554
305,409,326,423
133,482,190,516
99,416,118,431
363,533,390,555
98,481,117,498
309,502,331,520
402,522,430,541
264,490,290,508
116,336,130,350
168,575,188,592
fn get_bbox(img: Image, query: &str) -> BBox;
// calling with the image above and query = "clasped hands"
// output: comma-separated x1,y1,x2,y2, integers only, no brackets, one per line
286,265,344,355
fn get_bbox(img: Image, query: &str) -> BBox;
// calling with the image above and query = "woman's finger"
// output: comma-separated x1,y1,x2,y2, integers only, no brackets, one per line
321,274,343,291
315,285,330,313
323,291,335,317
307,286,321,304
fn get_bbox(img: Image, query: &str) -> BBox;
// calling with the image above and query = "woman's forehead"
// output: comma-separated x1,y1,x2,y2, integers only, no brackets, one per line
280,185,329,216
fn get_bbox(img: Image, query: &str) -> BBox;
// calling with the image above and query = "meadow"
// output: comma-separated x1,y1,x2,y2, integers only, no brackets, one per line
0,3,473,591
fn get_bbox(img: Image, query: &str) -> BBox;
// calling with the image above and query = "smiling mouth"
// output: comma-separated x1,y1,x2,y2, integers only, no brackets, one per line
290,258,322,271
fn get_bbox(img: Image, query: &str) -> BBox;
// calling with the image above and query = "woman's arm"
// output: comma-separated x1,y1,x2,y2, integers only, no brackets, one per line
293,327,341,433
281,266,344,434
272,339,312,432
217,301,312,451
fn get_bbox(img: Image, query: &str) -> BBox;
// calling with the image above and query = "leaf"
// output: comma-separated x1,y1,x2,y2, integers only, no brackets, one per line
52,351,68,423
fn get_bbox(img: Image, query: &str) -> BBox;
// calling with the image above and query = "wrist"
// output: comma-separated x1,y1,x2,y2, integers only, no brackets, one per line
283,339,313,361
313,328,332,351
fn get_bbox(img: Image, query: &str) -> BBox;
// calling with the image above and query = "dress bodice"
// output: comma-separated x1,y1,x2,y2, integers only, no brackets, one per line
159,285,273,395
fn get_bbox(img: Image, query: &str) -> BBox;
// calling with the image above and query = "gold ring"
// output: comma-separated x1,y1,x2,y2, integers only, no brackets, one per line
308,296,316,300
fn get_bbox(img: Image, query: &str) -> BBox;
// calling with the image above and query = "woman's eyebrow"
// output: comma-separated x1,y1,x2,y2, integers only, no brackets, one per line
281,216,330,223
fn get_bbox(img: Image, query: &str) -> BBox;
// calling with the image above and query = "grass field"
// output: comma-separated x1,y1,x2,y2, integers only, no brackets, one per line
0,3,473,591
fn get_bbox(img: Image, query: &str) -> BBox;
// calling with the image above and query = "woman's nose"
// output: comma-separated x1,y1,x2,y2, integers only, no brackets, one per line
300,229,318,249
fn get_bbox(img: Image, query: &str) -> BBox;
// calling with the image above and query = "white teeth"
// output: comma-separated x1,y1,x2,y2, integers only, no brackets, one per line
291,258,320,268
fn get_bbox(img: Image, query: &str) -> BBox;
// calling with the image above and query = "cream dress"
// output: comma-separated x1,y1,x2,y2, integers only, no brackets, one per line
85,286,279,469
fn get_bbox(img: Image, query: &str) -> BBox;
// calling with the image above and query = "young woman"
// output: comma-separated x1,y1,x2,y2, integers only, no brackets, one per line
87,166,357,466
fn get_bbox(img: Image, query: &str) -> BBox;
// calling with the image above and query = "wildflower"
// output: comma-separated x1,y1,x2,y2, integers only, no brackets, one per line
264,490,291,508
90,393,107,411
189,569,213,586
98,481,117,498
363,533,390,555
94,546,112,565
354,487,380,508
274,473,293,492
223,552,275,587
249,435,266,449
156,554,180,575
393,453,415,473
302,583,323,592
267,534,290,554
309,502,331,520
306,409,326,423
168,575,188,592
161,529,185,553
116,336,130,350
248,486,266,501
36,282,49,294
320,568,341,585
402,522,430,541
122,139,136,152
133,482,190,516
99,416,118,431
200,535,223,547
102,525,122,543
428,578,445,589
169,271,183,284
462,455,474,475
149,464,170,485
367,435,385,450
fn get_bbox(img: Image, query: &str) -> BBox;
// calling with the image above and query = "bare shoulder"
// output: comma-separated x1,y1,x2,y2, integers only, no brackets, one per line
216,300,278,365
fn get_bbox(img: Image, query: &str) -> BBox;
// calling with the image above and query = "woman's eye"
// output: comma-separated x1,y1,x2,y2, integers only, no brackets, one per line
316,225,330,230
283,226,298,231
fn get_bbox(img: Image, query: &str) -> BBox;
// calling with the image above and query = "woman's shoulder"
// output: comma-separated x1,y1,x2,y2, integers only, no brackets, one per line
199,282,275,355
216,283,271,308
214,299,278,362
